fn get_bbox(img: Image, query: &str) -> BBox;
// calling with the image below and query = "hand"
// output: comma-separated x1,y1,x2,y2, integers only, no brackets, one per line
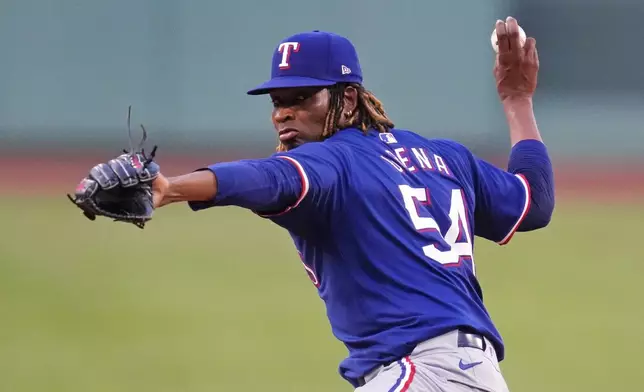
493,17,539,102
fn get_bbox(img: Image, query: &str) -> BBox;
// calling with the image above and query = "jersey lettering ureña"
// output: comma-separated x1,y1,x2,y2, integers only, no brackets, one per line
214,128,530,387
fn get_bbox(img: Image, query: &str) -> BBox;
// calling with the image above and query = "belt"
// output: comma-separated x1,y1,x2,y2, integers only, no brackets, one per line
357,330,488,387
457,329,487,351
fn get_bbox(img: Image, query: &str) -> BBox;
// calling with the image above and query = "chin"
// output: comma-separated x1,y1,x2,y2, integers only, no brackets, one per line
282,139,306,151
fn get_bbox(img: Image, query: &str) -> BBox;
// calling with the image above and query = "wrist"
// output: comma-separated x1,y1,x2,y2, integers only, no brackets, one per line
152,175,173,208
502,97,541,146
502,96,533,109
503,96,535,121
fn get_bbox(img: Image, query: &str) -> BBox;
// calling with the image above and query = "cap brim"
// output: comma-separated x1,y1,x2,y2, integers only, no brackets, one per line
247,76,336,95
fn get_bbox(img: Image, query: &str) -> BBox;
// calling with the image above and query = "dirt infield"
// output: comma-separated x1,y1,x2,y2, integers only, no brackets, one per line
1,154,643,202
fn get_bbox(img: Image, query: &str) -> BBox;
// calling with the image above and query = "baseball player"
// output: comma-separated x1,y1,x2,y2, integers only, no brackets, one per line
71,16,554,391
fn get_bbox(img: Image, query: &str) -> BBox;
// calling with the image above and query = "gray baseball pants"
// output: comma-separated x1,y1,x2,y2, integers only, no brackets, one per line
354,330,510,392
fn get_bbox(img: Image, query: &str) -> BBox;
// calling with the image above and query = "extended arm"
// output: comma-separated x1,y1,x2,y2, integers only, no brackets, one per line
152,158,303,213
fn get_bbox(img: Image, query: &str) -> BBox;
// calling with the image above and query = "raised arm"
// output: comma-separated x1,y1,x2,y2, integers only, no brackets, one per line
494,17,542,146
470,17,554,244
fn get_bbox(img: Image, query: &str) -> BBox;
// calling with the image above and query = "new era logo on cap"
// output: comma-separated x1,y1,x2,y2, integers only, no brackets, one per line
247,30,363,95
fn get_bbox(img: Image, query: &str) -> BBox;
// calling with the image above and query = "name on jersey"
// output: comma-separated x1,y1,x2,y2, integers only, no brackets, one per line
380,147,451,176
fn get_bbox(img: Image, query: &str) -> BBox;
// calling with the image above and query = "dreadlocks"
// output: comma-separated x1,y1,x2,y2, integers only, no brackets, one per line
276,83,394,152
324,82,394,137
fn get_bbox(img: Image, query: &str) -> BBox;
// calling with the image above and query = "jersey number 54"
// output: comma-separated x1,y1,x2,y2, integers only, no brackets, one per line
398,185,475,274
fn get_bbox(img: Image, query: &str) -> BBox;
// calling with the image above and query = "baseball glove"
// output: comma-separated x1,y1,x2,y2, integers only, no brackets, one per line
67,107,160,229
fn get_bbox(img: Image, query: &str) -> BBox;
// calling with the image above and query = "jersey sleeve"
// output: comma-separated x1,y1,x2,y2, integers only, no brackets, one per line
258,142,346,218
187,157,303,213
187,142,346,218
472,156,531,245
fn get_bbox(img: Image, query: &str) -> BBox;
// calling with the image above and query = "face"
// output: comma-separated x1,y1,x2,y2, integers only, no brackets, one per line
269,85,358,151
269,87,330,151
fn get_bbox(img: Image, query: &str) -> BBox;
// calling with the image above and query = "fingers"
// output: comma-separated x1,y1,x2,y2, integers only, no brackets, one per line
524,37,539,69
505,17,522,58
523,36,535,53
495,19,509,54
533,45,539,69
496,16,529,67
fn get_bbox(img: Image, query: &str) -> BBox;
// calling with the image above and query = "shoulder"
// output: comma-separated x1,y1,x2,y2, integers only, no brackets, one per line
426,139,479,178
270,141,351,185
389,128,476,161
274,139,350,163
426,138,475,158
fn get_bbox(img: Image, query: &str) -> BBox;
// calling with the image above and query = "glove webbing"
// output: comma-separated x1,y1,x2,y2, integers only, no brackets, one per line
65,194,152,229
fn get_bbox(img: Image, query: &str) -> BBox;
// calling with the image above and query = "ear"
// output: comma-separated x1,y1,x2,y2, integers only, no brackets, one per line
342,85,358,116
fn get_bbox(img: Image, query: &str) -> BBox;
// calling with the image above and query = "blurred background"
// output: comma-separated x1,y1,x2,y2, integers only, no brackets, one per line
0,1,642,391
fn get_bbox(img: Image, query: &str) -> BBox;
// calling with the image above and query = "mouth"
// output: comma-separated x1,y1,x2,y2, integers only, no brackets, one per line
278,128,299,142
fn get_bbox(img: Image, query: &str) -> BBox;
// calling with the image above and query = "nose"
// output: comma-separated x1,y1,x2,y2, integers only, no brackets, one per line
273,106,295,124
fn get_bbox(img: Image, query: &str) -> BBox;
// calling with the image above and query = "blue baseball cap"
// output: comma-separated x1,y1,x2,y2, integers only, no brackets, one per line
247,30,363,95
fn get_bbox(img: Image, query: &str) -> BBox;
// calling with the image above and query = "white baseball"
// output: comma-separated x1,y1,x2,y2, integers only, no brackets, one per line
491,25,526,53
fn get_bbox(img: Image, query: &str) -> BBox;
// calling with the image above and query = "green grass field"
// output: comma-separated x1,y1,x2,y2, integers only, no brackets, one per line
1,197,642,391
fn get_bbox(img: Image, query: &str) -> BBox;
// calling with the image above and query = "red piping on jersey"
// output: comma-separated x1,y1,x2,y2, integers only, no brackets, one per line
498,173,531,245
257,156,310,217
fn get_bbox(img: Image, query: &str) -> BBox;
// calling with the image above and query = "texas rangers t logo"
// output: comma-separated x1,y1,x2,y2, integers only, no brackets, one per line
278,42,300,69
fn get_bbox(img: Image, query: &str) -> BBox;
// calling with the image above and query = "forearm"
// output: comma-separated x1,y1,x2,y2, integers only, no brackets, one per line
157,170,218,208
503,97,542,147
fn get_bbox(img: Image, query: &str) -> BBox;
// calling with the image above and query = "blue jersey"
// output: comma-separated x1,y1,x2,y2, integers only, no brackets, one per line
190,128,533,387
